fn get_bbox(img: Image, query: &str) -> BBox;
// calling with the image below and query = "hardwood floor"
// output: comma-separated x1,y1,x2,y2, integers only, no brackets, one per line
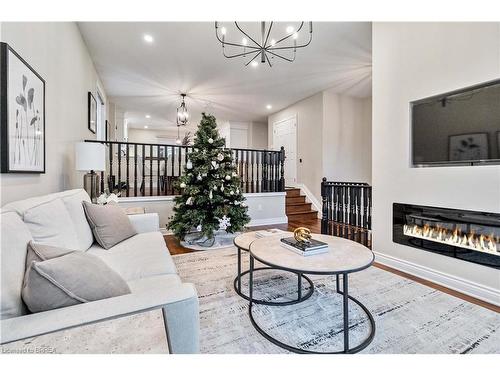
164,218,499,313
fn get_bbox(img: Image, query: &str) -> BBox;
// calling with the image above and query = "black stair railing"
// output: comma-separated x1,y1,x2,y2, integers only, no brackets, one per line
84,140,285,197
321,178,372,248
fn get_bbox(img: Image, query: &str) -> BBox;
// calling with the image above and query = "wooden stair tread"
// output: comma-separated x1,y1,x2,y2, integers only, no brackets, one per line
286,202,310,206
287,210,318,215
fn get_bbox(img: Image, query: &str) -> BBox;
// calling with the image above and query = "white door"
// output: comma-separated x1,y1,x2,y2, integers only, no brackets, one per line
273,116,297,186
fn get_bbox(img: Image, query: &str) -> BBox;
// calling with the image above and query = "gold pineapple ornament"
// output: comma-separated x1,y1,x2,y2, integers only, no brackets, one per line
294,227,312,244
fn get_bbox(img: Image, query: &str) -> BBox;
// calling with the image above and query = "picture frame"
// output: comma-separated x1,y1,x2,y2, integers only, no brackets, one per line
448,133,489,162
88,91,97,134
0,42,46,173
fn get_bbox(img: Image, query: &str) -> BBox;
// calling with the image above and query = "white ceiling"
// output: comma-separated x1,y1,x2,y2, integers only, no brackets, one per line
78,22,372,130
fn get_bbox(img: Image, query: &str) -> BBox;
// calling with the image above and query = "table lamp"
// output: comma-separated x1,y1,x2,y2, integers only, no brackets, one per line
75,142,106,202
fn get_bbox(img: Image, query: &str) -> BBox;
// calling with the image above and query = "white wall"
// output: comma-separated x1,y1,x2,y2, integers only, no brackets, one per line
0,22,105,205
372,23,500,300
229,121,268,149
268,91,372,201
268,93,324,200
323,93,372,184
118,192,287,231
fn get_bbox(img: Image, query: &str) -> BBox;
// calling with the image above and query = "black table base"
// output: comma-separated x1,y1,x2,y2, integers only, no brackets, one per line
247,255,376,354
234,245,314,306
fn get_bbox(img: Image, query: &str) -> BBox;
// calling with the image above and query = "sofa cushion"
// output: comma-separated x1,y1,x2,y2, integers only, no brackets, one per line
0,210,33,319
87,232,177,281
23,198,81,249
3,189,94,251
83,201,137,250
60,190,94,250
22,252,131,313
25,241,74,268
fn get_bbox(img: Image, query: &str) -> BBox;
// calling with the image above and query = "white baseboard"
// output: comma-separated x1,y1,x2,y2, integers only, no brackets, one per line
374,251,500,307
295,183,322,216
248,216,288,227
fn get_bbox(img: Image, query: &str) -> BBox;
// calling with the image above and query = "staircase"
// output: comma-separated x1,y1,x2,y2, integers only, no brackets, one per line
285,188,318,221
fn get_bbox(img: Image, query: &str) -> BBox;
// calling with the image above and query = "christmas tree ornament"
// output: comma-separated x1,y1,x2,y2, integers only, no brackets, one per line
208,138,214,144
218,215,231,230
225,175,231,181
213,185,218,191
232,172,237,177
230,190,234,195
241,202,247,208
221,184,224,192
211,161,219,169
186,160,193,169
236,188,240,194
186,197,194,205
180,182,186,189
217,153,224,161
202,172,207,177
197,174,202,181
209,190,213,199
234,201,240,205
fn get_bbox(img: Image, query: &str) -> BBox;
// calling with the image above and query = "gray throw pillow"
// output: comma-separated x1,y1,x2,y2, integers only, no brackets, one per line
25,241,74,269
82,201,137,249
22,251,131,313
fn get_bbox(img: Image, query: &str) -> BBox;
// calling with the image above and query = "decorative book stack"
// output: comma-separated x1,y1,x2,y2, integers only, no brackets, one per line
280,237,329,256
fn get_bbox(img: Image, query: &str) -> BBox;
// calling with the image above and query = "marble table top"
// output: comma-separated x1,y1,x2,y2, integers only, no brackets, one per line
249,232,374,274
234,229,287,251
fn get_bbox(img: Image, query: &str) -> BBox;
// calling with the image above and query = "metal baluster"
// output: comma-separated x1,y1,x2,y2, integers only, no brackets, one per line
149,145,153,196
134,144,138,197
126,144,130,197
157,145,160,196
171,146,175,194
117,143,122,195
279,146,285,191
256,151,260,193
141,145,145,196
245,150,249,193
163,146,168,194
321,178,328,234
250,151,255,193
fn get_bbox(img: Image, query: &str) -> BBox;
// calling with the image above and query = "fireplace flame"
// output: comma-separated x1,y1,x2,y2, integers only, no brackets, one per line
403,224,499,255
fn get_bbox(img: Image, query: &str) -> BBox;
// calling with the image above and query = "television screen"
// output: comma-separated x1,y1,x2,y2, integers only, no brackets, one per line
411,79,500,166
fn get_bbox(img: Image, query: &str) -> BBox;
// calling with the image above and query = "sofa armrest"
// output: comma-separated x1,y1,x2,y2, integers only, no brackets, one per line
128,212,160,233
0,282,199,353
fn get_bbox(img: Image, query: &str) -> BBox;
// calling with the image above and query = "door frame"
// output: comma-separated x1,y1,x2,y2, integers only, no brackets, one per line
272,114,298,187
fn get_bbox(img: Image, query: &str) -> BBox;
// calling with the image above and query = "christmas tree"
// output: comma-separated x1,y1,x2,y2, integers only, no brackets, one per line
167,113,250,240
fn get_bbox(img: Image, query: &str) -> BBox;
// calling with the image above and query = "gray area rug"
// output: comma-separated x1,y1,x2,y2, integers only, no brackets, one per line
2,247,498,354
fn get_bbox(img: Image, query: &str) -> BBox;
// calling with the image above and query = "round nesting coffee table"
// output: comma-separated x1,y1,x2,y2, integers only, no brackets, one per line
248,234,375,354
233,231,314,306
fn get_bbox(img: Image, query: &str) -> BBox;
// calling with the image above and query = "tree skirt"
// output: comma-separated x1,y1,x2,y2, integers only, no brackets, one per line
180,230,239,250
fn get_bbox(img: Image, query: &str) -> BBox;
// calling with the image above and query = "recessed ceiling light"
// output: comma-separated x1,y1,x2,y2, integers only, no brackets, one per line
143,34,154,43
266,104,272,110
251,61,259,67
286,26,294,33
145,114,151,119
144,125,148,129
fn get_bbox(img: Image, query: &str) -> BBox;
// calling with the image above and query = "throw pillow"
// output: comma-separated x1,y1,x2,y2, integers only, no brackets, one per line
25,241,74,269
22,251,131,313
82,201,137,249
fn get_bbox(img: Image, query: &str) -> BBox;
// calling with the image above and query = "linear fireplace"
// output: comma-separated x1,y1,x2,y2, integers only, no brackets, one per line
393,203,500,269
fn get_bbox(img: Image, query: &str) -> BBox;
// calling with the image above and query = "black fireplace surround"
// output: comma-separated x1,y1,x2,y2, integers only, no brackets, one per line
393,203,500,269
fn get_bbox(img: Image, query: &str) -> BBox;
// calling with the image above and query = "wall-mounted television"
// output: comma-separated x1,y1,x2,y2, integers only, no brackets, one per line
411,79,500,167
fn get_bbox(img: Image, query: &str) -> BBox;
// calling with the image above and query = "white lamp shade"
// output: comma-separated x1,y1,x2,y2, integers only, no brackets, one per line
75,142,106,171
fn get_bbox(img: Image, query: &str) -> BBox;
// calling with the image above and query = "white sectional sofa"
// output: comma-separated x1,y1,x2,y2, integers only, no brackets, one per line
0,189,199,353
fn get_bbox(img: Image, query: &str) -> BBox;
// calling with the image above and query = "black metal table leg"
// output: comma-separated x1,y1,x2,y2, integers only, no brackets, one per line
249,255,254,306
237,246,242,293
336,274,340,292
297,272,302,300
343,273,349,352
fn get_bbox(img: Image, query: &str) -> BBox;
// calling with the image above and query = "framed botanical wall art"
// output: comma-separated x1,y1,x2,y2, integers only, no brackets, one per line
1,42,45,173
448,133,489,162
88,91,97,134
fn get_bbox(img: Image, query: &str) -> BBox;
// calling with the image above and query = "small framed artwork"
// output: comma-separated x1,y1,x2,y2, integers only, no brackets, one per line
1,42,46,173
88,91,97,134
449,133,489,162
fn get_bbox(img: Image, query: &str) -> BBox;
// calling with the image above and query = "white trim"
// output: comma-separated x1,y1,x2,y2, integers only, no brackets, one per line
248,216,288,227
374,251,500,307
117,191,286,203
295,183,322,216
